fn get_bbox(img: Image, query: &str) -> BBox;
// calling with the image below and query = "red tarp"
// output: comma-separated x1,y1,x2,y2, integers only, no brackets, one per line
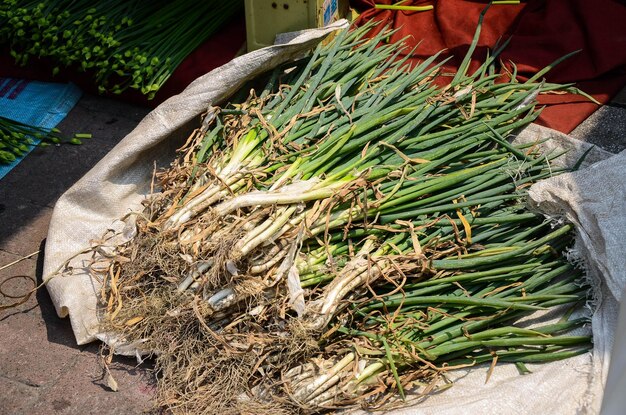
353,0,626,133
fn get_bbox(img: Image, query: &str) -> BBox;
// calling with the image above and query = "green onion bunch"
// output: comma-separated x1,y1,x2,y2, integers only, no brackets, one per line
0,115,90,164
0,0,243,98
96,17,592,414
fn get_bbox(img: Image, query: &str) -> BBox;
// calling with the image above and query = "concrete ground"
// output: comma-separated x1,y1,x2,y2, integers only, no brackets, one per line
0,88,625,415
0,95,153,415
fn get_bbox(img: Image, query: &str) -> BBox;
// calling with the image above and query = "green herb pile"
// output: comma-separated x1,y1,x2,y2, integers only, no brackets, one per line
0,115,90,164
95,19,592,415
0,0,243,99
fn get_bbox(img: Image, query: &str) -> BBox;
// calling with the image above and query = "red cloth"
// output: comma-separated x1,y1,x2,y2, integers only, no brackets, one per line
0,16,246,108
353,0,626,133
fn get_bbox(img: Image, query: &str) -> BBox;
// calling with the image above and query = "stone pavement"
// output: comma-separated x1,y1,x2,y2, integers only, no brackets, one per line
0,95,153,415
0,88,625,415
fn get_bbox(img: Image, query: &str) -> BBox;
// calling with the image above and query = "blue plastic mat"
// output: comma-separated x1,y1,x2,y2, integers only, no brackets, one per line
0,78,82,180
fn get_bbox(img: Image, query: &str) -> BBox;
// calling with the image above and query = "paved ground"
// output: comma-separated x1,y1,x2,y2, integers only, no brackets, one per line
0,88,625,415
0,95,154,415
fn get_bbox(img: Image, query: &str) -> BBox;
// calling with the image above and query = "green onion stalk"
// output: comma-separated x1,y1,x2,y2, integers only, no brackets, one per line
96,17,592,415
0,0,244,98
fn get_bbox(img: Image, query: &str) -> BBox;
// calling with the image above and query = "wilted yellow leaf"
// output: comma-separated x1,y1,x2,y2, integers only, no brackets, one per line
125,316,144,326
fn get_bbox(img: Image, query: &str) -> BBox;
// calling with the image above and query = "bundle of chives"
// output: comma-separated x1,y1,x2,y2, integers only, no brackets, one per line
0,116,90,164
94,18,591,414
0,0,243,98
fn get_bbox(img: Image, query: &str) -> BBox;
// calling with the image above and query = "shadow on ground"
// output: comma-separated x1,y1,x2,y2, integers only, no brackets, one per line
0,94,150,251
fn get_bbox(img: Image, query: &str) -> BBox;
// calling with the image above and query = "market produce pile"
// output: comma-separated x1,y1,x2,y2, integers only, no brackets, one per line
93,21,592,415
0,0,243,98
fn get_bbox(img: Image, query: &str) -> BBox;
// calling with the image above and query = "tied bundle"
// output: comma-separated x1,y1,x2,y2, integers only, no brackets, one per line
0,115,90,164
93,20,592,415
0,0,243,99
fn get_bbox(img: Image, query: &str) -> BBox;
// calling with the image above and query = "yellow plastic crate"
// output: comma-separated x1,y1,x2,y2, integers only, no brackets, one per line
245,0,350,51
